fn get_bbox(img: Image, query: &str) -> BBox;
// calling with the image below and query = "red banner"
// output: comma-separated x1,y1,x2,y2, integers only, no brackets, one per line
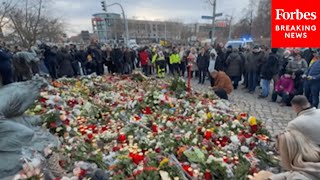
271,0,320,47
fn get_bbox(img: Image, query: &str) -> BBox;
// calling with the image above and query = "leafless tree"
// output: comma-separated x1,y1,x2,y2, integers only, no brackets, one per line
252,0,271,38
0,0,16,38
5,0,65,47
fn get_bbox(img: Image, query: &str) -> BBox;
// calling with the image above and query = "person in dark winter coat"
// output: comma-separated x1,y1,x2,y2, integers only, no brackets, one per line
69,44,80,76
279,50,292,76
260,48,280,98
103,46,114,74
305,51,320,108
57,48,74,78
197,47,210,84
43,45,58,79
303,48,314,65
123,47,132,74
245,46,265,93
225,48,244,89
75,46,88,75
224,45,233,62
112,47,124,74
130,49,137,70
215,45,226,71
287,70,304,106
0,45,13,85
88,45,103,75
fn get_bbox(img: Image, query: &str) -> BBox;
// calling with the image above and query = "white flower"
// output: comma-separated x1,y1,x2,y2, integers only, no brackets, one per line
221,123,228,128
166,121,173,127
56,127,63,132
230,135,239,144
184,131,192,139
191,138,198,144
66,126,72,132
61,176,71,180
34,105,42,111
241,146,250,153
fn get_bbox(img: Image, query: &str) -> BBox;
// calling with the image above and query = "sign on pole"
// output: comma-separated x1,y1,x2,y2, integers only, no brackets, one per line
201,13,223,19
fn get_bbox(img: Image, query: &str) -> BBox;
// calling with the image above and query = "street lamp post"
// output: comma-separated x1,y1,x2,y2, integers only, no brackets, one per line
211,0,217,45
226,15,233,40
101,1,129,46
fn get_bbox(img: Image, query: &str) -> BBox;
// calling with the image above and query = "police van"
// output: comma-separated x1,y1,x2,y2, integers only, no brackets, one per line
225,38,254,49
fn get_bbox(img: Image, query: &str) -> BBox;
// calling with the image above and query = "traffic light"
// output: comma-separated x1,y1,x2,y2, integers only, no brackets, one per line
209,30,212,39
101,1,106,11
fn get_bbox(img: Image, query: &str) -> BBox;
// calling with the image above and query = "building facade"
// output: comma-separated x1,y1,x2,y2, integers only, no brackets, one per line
92,12,229,45
92,12,121,43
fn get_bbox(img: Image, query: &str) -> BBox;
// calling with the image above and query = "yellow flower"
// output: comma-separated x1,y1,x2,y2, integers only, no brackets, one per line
169,103,174,108
210,128,215,132
76,81,82,88
248,116,257,126
159,158,169,168
207,112,212,119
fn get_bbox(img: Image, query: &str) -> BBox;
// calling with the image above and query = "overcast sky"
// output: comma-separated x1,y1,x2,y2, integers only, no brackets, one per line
52,0,250,36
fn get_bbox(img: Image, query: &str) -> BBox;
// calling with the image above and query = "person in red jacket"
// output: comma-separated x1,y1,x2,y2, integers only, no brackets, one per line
139,47,150,76
272,70,295,106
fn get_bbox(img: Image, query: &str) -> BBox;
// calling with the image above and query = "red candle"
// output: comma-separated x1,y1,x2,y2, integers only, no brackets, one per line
204,170,212,180
118,133,126,143
204,131,212,140
152,124,158,133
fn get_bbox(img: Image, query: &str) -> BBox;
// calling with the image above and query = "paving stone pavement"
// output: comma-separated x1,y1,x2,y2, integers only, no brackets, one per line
188,79,296,135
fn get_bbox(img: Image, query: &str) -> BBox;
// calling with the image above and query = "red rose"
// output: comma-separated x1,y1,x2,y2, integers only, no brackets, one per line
205,170,212,180
39,97,48,103
79,169,87,177
204,131,212,140
155,147,161,153
250,125,258,133
112,146,120,152
142,107,152,114
118,134,126,143
87,133,94,140
50,122,57,129
63,119,70,126
244,133,252,138
101,126,108,132
152,124,158,133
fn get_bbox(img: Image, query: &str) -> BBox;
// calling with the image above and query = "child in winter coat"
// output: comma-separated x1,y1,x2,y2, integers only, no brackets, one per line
271,71,295,106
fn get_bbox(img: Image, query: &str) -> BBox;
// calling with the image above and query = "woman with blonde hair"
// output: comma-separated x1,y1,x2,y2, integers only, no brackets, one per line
251,130,320,180
187,47,198,78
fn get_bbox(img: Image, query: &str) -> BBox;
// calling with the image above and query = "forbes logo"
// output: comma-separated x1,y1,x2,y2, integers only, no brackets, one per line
275,9,317,20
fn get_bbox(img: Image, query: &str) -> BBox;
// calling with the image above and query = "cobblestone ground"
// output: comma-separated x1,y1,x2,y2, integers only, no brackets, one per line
188,78,296,135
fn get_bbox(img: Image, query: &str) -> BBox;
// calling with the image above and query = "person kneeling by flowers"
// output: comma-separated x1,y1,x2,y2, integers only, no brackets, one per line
210,70,233,100
250,130,320,180
271,70,294,106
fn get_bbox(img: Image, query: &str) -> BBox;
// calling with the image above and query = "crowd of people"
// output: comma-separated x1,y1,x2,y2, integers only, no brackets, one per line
1,40,319,108
1,39,320,178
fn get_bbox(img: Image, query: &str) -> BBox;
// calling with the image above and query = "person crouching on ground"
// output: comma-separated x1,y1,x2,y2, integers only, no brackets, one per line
271,70,294,106
250,130,320,180
210,70,233,100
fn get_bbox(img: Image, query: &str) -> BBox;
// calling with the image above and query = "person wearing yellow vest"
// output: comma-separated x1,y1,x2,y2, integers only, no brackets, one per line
152,47,166,78
169,48,181,75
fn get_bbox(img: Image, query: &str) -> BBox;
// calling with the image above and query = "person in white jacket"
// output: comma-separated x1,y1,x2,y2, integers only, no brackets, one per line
287,95,320,145
208,49,218,86
250,130,320,180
